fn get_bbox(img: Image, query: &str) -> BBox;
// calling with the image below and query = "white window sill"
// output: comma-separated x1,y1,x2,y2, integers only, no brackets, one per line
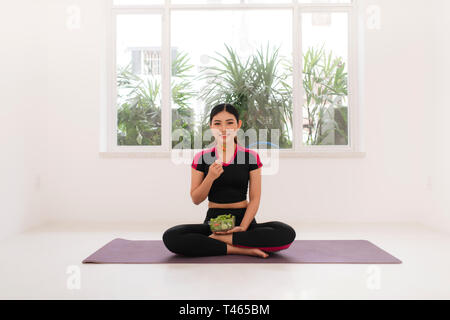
99,151,367,158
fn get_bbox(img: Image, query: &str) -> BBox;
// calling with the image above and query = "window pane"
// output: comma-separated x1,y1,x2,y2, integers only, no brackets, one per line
302,12,349,146
114,0,164,5
116,14,162,146
171,10,293,150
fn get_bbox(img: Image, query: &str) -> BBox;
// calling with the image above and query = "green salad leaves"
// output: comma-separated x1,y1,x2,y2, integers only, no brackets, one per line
208,214,235,232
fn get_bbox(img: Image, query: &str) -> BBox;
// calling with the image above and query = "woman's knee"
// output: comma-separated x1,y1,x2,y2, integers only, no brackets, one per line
162,223,210,253
162,225,185,252
271,221,296,244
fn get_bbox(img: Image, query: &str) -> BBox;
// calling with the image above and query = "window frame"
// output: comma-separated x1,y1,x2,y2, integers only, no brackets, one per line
101,0,365,158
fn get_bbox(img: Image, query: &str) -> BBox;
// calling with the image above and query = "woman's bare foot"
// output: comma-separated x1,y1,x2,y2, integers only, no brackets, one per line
226,245,269,258
250,248,269,258
209,233,269,258
209,233,233,245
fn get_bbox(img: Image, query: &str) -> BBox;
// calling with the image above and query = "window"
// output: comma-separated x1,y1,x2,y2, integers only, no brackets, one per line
105,0,361,155
302,12,349,146
115,13,163,146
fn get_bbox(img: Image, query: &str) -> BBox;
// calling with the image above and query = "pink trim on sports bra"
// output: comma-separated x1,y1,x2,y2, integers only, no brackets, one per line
213,143,241,166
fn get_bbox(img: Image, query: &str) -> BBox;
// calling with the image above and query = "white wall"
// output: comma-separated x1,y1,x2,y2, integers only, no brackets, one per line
2,0,448,237
429,0,450,233
0,1,48,240
38,0,437,228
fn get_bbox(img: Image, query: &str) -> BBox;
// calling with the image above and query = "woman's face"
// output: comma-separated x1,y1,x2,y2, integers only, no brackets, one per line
210,110,242,145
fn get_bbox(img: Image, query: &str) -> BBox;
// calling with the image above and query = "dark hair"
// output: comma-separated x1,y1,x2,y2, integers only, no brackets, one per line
209,103,239,144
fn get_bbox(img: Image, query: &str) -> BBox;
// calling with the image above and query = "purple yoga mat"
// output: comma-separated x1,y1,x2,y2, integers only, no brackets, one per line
82,239,402,264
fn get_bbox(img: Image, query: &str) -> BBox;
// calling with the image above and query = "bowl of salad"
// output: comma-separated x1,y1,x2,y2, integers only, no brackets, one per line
208,214,235,232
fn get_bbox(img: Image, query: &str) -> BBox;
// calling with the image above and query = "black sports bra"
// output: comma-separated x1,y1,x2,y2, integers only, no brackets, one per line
191,143,263,203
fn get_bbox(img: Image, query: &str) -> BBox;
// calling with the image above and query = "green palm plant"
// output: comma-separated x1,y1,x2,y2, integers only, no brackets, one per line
117,43,347,148
171,51,197,148
117,63,161,145
117,50,197,146
195,42,292,149
302,43,348,145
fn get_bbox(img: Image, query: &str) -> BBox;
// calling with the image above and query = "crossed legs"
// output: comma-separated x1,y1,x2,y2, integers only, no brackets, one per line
162,221,296,258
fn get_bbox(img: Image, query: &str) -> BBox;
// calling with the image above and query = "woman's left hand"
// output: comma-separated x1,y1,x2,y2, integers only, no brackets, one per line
214,226,246,235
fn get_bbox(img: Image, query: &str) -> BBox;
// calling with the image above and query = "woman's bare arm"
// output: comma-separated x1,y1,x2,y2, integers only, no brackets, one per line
239,167,262,230
190,161,223,205
190,169,215,205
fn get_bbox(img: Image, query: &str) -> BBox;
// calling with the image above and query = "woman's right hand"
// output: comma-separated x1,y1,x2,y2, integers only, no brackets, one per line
207,160,224,181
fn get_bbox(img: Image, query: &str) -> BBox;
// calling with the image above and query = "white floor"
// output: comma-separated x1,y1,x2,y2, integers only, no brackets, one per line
1,221,449,300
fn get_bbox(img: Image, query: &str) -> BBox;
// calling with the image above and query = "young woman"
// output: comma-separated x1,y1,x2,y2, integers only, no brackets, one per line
162,103,296,258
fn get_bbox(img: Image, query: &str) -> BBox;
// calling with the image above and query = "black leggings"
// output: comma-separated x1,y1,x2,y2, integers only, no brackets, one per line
162,208,296,257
